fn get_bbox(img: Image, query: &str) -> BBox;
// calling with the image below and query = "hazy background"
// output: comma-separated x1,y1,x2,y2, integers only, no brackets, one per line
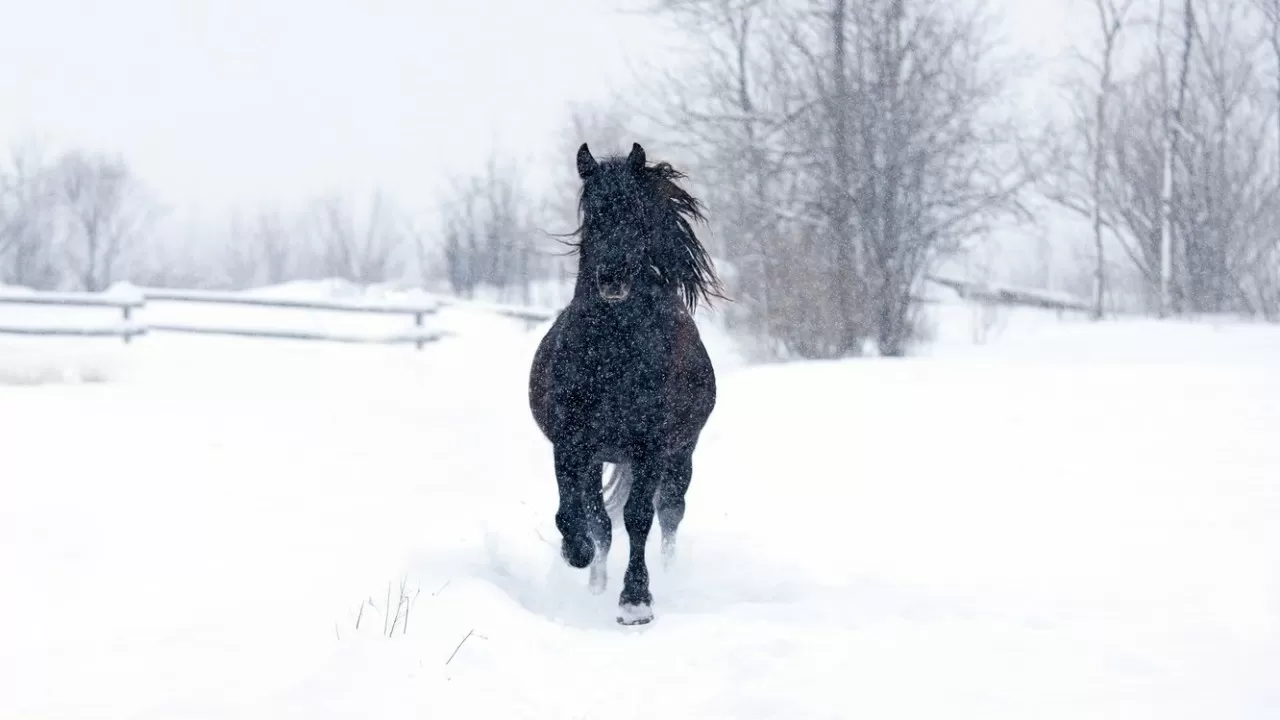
0,0,1081,221
0,0,1074,207
1,0,648,207
1,0,676,215
4,0,1277,358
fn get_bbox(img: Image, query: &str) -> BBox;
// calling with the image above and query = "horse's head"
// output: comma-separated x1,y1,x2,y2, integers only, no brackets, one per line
575,142,655,304
571,141,726,310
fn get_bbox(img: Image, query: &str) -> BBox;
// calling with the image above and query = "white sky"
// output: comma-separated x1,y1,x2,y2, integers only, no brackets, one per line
0,0,1091,227
0,0,672,217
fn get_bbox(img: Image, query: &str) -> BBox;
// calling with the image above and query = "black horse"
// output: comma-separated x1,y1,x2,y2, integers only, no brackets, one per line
528,142,724,625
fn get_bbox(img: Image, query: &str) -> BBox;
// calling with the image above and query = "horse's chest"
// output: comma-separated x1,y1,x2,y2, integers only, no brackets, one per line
555,333,672,431
582,370,664,453
580,345,665,405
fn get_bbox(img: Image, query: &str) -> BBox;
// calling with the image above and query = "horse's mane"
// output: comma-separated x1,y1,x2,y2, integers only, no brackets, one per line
565,149,727,312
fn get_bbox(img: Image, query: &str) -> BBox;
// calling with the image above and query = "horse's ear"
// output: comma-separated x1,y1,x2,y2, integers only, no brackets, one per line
576,143,598,179
627,142,646,171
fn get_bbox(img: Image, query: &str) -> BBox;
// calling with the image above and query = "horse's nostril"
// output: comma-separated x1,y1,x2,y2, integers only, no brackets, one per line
599,283,630,302
596,266,632,302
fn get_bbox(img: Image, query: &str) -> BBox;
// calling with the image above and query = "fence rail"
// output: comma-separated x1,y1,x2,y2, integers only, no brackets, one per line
141,288,442,316
438,298,560,325
925,275,1094,314
0,323,148,339
0,286,554,348
146,324,444,346
0,288,145,309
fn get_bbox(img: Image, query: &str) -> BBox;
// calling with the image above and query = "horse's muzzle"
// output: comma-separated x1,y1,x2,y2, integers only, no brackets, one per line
596,267,631,303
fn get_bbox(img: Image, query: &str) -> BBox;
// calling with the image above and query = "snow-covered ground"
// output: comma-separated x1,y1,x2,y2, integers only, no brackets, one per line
1,290,1277,719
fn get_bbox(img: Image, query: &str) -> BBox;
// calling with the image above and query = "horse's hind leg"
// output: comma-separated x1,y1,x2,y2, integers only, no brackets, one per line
584,465,611,594
655,449,693,570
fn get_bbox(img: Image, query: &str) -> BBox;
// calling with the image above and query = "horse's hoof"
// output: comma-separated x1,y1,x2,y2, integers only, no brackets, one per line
617,603,654,625
561,535,594,569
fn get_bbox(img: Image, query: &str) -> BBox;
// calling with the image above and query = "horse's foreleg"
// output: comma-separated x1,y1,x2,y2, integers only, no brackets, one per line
554,445,594,569
618,454,662,625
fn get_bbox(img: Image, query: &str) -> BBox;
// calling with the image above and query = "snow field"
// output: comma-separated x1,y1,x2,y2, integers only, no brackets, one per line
1,289,1277,719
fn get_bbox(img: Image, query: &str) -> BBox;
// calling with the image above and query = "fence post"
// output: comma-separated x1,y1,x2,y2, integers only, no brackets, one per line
122,305,132,344
414,311,424,350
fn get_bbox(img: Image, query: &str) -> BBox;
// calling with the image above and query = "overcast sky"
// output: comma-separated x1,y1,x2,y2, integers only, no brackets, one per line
0,0,1090,225
0,0,674,217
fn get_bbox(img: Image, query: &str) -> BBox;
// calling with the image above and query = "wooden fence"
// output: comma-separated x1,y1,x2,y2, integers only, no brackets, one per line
0,277,1091,348
0,287,557,348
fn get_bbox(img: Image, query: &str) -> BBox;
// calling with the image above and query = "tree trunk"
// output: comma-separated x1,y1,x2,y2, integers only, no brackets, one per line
1091,60,1110,320
830,0,861,354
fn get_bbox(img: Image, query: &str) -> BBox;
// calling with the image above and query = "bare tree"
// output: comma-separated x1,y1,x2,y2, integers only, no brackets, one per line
1178,0,1277,313
1262,0,1280,172
1039,0,1139,318
845,0,1030,354
51,150,156,292
124,216,224,289
1249,0,1280,315
640,2,784,345
1098,0,1277,314
0,142,61,288
1040,0,1280,318
642,0,810,355
1153,0,1197,315
646,0,845,356
307,189,406,285
828,0,861,353
440,178,482,298
647,0,1026,357
1098,0,1141,318
222,206,298,288
437,152,540,302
